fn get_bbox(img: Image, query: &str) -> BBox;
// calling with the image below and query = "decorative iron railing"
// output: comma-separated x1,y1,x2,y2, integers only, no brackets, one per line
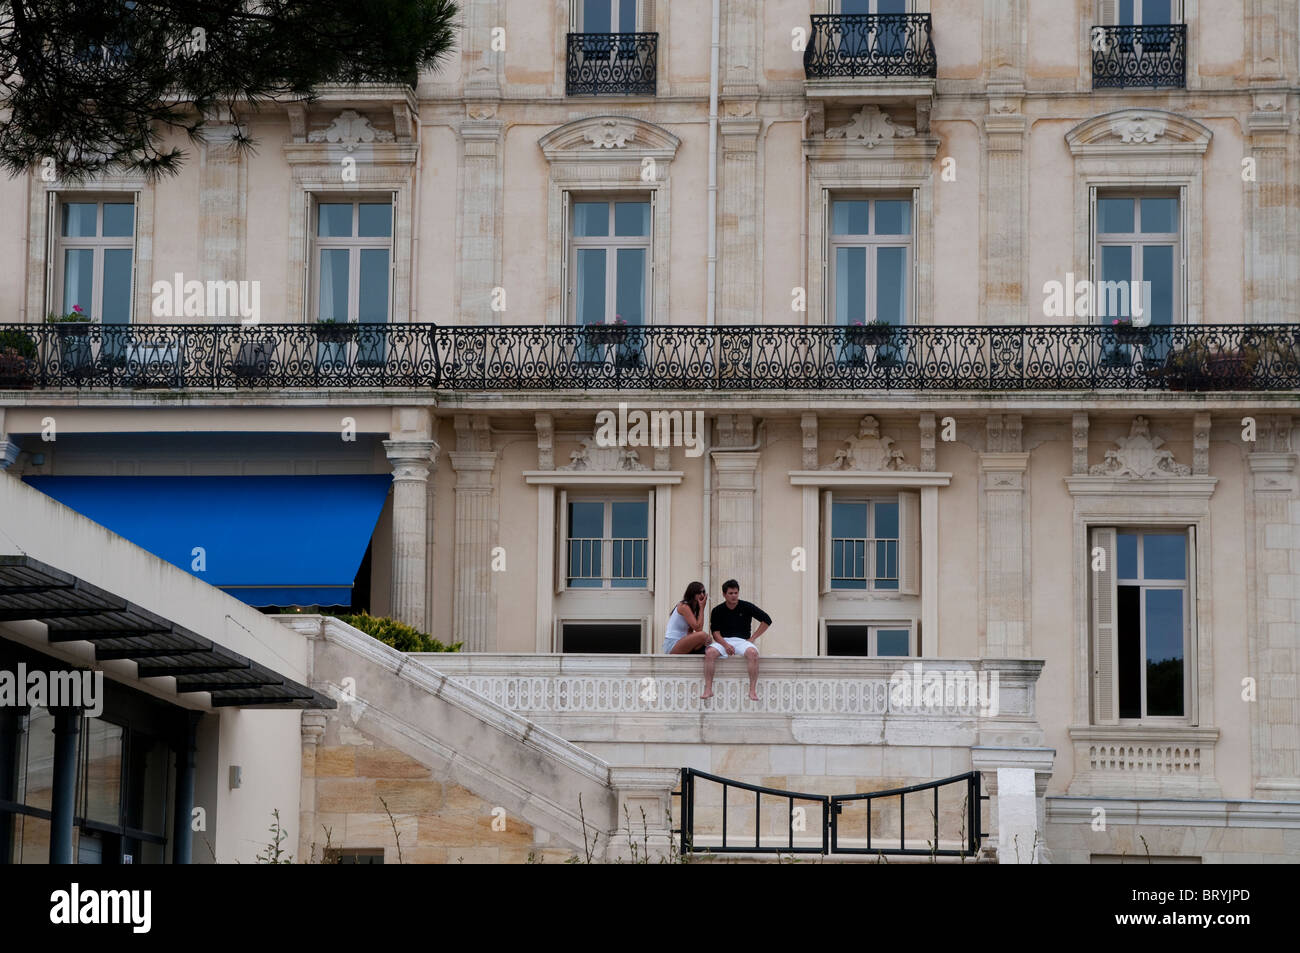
1,323,1297,391
803,14,937,79
1091,24,1186,88
566,32,658,96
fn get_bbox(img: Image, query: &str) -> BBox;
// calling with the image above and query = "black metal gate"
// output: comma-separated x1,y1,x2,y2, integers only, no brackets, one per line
677,768,986,857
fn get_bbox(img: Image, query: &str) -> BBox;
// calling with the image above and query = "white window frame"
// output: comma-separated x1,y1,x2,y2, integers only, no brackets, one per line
52,195,136,322
1093,190,1182,324
820,619,917,657
1100,0,1183,26
827,495,902,591
820,488,920,596
826,194,914,326
567,194,653,327
576,0,640,32
310,196,395,325
558,490,653,591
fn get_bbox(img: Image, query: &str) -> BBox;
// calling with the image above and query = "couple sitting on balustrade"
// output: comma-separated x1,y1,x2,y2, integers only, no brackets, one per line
661,579,771,701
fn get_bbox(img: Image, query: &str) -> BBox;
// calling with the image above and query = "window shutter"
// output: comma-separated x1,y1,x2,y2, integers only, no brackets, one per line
1179,184,1188,323
1186,524,1198,725
1090,526,1118,724
820,189,829,324
303,192,314,322
898,490,921,595
561,190,571,325
555,489,568,594
44,191,57,315
1098,0,1118,25
642,614,653,655
645,488,655,590
820,489,833,594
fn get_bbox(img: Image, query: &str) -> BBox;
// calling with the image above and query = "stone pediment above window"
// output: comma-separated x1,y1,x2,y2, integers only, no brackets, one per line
822,416,917,472
1089,416,1190,479
539,115,681,164
284,99,417,171
1066,109,1212,157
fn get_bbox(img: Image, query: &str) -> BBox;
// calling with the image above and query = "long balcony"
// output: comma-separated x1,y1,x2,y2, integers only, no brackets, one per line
1,323,1297,392
565,32,658,96
1091,24,1186,89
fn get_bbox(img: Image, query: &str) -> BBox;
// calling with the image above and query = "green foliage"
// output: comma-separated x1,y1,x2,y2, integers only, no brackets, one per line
0,328,36,358
255,808,293,864
331,610,461,653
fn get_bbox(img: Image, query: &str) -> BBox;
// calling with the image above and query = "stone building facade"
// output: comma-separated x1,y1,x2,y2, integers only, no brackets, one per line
2,1,1299,862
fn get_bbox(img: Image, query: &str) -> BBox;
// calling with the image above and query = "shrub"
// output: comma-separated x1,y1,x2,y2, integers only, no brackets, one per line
330,611,461,652
0,328,36,358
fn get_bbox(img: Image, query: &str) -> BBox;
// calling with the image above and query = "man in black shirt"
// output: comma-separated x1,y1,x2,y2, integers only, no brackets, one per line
703,579,772,701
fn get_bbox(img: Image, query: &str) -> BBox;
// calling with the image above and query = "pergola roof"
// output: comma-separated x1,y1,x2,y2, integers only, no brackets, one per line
0,555,333,710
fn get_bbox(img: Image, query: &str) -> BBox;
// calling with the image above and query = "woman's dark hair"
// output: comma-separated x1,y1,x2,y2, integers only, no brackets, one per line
681,581,706,606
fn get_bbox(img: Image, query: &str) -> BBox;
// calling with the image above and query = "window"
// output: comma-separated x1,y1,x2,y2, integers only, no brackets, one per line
570,198,650,328
840,0,909,56
820,490,919,595
1095,194,1179,325
559,493,651,589
560,622,643,653
828,197,912,327
828,498,899,590
313,200,393,325
578,0,637,33
54,198,135,325
824,622,916,657
1113,0,1177,26
1090,527,1194,723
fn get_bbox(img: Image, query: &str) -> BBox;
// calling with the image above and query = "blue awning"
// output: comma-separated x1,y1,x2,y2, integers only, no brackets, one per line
23,475,391,607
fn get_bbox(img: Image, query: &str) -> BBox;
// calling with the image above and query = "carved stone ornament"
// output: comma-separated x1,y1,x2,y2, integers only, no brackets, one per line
823,416,916,472
583,119,637,149
561,436,647,471
1111,114,1167,144
825,106,917,147
1089,416,1190,478
307,110,395,151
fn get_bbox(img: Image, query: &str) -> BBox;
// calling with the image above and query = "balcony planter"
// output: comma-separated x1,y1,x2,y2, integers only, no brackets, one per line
1112,324,1150,345
0,330,37,388
845,323,894,346
51,319,92,338
233,340,272,379
580,324,628,347
315,321,358,343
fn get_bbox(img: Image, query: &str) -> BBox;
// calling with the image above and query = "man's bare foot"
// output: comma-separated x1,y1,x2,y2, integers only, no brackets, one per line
701,688,714,699
748,688,759,701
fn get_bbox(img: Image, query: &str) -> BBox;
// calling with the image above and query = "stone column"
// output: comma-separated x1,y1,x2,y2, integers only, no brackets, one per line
981,0,1027,326
298,711,327,862
980,415,1030,657
450,416,498,651
199,123,247,288
457,116,504,323
718,116,762,326
1248,417,1300,796
383,438,438,630
1245,95,1292,324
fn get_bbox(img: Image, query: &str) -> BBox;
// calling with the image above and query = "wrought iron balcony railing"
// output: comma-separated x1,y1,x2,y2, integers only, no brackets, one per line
803,14,936,80
2,323,1298,392
1091,24,1186,88
566,32,658,96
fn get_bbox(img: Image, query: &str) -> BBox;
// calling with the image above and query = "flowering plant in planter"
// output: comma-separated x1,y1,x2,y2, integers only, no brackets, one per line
1109,316,1151,344
845,319,894,345
315,318,358,342
581,315,629,345
46,304,92,324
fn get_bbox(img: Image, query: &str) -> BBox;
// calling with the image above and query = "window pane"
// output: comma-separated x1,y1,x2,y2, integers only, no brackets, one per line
102,249,133,325
583,0,612,32
318,248,350,320
831,501,867,589
614,248,645,324
1117,585,1141,718
1097,198,1134,234
1100,245,1132,305
14,815,51,864
82,719,123,826
1117,532,1138,579
358,203,392,238
126,736,170,837
576,248,606,325
832,501,868,537
62,203,98,237
611,500,647,538
611,501,647,587
1145,589,1184,717
1143,533,1186,580
875,246,906,324
19,707,54,811
62,248,94,316
835,247,867,324
358,248,390,322
1118,0,1135,25
317,204,353,238
874,200,910,235
1142,0,1172,24
826,624,871,656
873,501,899,539
573,202,609,237
1142,245,1174,325
568,501,604,586
841,0,872,14
1140,197,1178,234
102,203,134,237
877,0,908,13
614,201,650,237
618,0,636,31
832,200,870,235
876,629,911,657
569,501,604,538
874,498,900,590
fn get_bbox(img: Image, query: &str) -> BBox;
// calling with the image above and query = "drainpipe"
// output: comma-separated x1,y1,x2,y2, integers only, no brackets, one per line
409,108,423,324
702,419,766,602
706,0,720,326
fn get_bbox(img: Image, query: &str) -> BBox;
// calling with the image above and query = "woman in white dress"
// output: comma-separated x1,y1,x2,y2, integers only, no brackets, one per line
662,581,711,654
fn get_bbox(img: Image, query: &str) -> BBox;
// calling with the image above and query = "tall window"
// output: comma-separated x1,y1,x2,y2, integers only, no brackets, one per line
1091,527,1193,723
579,0,637,32
570,198,650,327
829,498,899,590
1115,0,1175,25
829,197,911,326
54,198,135,326
825,622,915,657
563,496,650,589
1096,194,1178,325
313,200,392,324
841,0,909,55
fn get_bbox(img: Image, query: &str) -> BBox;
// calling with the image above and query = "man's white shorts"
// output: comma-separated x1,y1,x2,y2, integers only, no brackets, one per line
706,637,757,657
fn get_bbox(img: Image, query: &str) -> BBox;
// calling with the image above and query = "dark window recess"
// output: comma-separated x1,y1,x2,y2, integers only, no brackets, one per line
329,849,385,864
1148,655,1184,717
561,623,641,654
826,624,872,657
1117,585,1142,719
352,539,373,614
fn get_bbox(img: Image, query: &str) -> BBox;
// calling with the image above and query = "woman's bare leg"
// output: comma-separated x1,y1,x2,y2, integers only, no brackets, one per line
670,630,710,654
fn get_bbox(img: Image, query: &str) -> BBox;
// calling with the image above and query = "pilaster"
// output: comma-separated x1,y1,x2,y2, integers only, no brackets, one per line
199,123,247,288
383,438,439,631
457,117,504,323
718,117,762,326
980,415,1030,657
450,416,499,651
